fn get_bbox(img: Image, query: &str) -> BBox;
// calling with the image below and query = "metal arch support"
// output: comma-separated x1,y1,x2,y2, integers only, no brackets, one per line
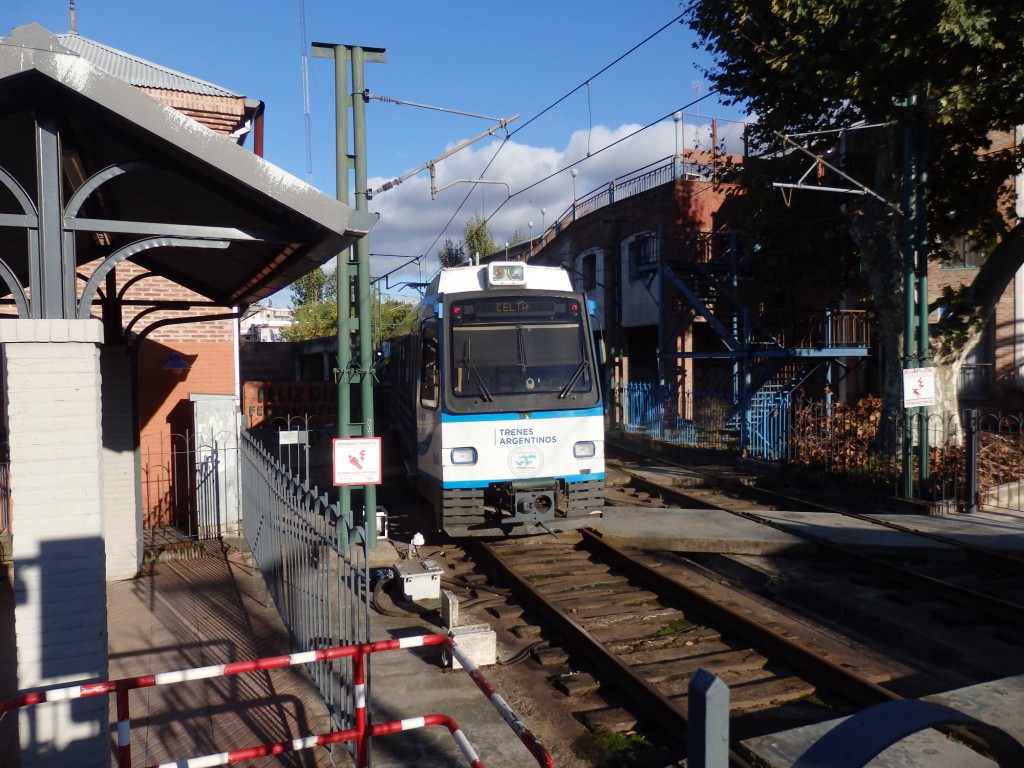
132,310,243,346
792,699,1024,768
64,160,153,219
0,259,31,318
0,164,40,222
0,164,40,317
77,237,229,320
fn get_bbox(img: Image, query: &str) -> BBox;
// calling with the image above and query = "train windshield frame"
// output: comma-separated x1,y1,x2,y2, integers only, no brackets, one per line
444,291,600,414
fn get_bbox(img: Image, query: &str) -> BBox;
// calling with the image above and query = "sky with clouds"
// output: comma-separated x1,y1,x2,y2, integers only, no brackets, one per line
5,0,751,302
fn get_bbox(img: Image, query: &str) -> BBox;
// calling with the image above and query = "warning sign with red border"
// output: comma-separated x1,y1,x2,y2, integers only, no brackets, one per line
332,437,383,486
902,367,936,408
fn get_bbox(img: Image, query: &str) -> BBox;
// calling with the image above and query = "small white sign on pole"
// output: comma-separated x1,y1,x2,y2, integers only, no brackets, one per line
332,437,383,486
279,430,308,446
903,367,936,408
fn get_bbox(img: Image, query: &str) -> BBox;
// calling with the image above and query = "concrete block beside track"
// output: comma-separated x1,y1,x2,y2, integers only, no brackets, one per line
588,508,813,555
752,511,963,558
866,511,1024,554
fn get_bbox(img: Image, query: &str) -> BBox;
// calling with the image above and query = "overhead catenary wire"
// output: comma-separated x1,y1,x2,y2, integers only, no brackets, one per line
405,16,712,280
506,12,687,140
398,12,717,281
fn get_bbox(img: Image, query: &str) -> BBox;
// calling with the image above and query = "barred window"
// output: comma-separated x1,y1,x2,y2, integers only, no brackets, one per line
628,234,659,279
940,237,985,269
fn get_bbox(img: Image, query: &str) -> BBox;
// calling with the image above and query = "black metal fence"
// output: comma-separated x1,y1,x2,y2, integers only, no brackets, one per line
240,429,372,762
621,383,1024,515
787,399,1023,514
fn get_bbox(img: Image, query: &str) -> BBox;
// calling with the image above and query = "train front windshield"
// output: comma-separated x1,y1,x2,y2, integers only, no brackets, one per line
447,294,599,413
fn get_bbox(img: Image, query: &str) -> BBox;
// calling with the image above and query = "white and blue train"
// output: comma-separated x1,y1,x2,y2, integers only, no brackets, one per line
381,261,605,536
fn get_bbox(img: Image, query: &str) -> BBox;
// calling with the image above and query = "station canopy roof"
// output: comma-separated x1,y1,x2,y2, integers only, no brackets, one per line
0,23,376,309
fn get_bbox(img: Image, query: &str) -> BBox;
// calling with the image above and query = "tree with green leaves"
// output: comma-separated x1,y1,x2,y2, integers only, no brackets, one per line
289,266,336,306
373,291,415,347
284,300,337,342
464,213,497,262
437,215,501,268
437,237,466,269
686,0,1024,443
284,266,338,341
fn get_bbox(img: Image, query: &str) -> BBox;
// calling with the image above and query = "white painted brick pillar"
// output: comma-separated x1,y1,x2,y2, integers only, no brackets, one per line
100,346,142,581
1,320,109,767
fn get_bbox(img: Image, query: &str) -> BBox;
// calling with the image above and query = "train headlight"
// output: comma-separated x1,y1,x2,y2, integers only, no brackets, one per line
488,262,526,286
450,447,478,465
573,441,596,458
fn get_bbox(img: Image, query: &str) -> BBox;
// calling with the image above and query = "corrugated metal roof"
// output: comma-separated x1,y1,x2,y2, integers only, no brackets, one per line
55,33,241,97
0,23,376,307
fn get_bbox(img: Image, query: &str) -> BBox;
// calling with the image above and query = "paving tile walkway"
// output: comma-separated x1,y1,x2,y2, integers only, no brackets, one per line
107,547,343,767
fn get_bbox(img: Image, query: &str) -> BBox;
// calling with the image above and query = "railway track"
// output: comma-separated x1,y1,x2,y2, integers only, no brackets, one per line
466,530,920,766
606,448,1024,633
378,444,1024,764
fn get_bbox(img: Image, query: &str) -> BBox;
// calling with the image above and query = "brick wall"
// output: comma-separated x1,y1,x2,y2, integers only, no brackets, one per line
136,338,237,528
2,330,109,762
929,259,1021,408
100,347,142,579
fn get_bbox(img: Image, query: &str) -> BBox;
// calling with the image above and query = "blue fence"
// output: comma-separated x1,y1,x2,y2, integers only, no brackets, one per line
622,383,737,451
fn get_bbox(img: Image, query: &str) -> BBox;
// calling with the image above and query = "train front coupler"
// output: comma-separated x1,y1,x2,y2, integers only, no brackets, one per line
499,478,559,525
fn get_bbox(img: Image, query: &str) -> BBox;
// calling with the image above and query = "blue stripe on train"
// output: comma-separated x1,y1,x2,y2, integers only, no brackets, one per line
418,473,606,489
440,406,604,423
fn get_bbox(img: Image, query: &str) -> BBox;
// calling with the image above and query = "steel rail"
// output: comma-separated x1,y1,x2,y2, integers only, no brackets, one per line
601,451,1006,760
577,528,1004,762
611,461,1024,628
473,540,758,768
577,529,899,709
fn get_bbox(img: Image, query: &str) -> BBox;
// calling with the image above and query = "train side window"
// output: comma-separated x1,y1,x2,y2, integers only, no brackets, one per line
419,320,439,409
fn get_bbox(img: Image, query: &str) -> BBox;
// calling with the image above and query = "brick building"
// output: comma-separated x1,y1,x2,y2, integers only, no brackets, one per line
0,23,372,763
524,135,1023,445
927,128,1024,410
525,146,871,453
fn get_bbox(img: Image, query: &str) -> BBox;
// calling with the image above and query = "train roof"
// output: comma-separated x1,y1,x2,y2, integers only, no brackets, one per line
427,261,573,295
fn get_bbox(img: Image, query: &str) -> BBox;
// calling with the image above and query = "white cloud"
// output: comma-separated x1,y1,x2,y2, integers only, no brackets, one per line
348,115,748,302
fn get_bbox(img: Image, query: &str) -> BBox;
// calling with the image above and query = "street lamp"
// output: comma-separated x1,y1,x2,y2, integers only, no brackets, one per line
528,220,534,258
570,168,578,220
504,241,509,258
541,207,546,234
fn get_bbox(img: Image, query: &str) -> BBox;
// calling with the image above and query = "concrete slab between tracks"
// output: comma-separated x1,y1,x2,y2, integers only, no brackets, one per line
865,510,1024,554
748,511,963,558
612,465,709,488
586,508,814,555
743,673,1024,767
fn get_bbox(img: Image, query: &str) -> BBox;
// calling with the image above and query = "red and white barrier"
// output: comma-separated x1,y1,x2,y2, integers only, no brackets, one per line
0,634,552,768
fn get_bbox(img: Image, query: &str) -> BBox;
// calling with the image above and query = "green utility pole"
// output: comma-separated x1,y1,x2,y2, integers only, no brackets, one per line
898,96,930,498
603,219,625,429
313,41,386,546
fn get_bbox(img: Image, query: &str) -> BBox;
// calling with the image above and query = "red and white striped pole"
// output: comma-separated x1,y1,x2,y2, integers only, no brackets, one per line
0,634,552,768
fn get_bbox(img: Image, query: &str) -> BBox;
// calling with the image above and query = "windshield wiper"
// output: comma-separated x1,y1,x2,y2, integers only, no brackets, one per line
461,340,493,402
558,359,589,399
516,324,527,373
